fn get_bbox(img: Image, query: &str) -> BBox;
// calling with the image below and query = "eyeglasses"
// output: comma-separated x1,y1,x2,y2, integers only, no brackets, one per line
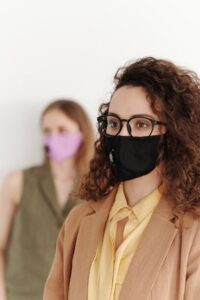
97,113,166,138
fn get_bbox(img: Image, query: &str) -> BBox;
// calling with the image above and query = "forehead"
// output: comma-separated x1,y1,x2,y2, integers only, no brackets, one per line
42,109,78,128
109,86,158,119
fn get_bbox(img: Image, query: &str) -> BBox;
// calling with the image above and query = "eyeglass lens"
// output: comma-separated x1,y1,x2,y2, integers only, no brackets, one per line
105,115,153,137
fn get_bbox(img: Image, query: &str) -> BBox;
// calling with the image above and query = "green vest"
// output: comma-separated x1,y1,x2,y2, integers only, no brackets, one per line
5,164,80,300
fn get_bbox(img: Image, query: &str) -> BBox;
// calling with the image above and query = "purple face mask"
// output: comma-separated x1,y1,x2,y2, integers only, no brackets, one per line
43,132,83,162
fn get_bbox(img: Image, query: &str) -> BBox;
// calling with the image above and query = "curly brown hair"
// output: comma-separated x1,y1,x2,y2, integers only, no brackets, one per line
80,57,200,215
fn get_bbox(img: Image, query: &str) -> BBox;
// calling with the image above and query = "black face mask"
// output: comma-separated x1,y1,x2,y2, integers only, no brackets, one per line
105,134,166,182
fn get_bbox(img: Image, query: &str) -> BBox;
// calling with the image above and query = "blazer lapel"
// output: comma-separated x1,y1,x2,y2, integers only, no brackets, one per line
38,164,64,225
120,196,178,300
68,187,118,300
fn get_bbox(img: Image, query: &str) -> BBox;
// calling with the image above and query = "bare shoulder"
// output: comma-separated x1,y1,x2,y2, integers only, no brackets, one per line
1,170,24,205
4,170,23,187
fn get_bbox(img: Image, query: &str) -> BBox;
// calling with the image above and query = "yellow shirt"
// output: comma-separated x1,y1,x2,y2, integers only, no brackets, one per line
88,184,161,300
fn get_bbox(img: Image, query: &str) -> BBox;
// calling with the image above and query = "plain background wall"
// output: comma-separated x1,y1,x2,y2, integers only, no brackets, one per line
0,0,200,182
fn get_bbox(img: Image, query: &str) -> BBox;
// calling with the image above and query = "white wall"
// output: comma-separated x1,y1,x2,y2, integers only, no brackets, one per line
1,0,200,182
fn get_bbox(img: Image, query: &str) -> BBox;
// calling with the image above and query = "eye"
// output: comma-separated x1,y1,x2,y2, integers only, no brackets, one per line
58,126,68,133
130,118,152,132
107,119,119,128
43,127,51,135
106,116,121,135
135,121,149,128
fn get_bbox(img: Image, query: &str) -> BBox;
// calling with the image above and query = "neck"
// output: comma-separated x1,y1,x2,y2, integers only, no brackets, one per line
49,157,77,181
123,167,162,207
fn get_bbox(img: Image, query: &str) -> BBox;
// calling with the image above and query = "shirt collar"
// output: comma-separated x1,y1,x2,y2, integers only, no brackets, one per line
109,183,161,222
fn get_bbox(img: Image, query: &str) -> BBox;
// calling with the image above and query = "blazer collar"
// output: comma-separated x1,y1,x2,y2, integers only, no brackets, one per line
119,195,178,300
38,163,66,225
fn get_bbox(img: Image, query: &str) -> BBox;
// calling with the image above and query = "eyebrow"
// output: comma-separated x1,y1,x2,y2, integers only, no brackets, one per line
108,112,157,119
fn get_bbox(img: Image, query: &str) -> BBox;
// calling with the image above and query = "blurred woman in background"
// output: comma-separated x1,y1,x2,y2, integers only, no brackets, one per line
0,99,94,300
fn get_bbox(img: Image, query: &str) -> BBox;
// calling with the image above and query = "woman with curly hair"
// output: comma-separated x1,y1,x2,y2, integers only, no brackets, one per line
43,57,200,300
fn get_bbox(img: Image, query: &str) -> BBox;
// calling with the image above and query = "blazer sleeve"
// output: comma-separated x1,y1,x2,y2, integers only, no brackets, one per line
43,225,66,300
184,218,200,299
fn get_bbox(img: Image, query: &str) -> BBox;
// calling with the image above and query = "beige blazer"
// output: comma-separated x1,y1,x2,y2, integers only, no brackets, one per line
43,187,200,300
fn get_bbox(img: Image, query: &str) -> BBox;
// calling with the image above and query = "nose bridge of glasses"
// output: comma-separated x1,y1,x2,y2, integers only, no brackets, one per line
119,119,130,136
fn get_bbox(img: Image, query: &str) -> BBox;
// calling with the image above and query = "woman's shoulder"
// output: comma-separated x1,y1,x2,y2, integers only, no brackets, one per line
23,163,47,175
1,164,47,205
63,200,95,226
1,170,24,205
183,208,200,225
58,200,96,246
181,209,200,245
3,170,23,186
65,186,118,226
